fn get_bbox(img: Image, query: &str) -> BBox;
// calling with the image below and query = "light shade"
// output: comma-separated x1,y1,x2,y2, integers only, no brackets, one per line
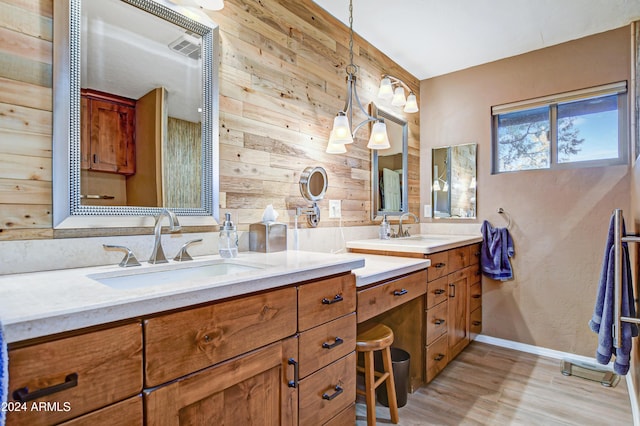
326,131,347,154
377,77,394,100
330,114,354,144
442,181,449,192
391,87,406,107
469,177,477,189
194,0,224,10
403,92,419,113
366,121,390,150
432,180,441,191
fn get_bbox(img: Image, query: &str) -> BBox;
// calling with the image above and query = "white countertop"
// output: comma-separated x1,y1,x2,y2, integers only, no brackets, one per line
0,251,364,344
346,234,482,254
346,253,430,287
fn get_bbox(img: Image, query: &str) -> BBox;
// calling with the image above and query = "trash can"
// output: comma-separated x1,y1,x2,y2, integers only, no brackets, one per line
374,347,410,408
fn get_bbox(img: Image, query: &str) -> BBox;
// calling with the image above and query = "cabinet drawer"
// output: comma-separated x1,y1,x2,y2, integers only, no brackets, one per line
426,251,448,281
324,403,355,426
425,333,449,383
299,274,356,331
470,307,482,341
426,300,448,345
144,287,297,386
448,246,469,271
468,243,481,266
8,323,142,426
426,276,448,309
470,281,482,312
299,313,356,378
59,395,142,426
357,269,427,323
299,352,356,426
467,264,481,285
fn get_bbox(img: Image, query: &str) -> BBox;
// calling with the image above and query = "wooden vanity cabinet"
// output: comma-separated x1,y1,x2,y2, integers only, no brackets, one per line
7,322,143,426
297,274,357,425
424,242,481,383
81,89,136,175
143,273,357,425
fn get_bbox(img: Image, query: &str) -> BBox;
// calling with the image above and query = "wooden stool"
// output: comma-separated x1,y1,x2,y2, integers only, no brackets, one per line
356,323,399,425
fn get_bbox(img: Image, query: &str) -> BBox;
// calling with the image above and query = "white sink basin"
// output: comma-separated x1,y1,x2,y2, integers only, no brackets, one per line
88,259,265,290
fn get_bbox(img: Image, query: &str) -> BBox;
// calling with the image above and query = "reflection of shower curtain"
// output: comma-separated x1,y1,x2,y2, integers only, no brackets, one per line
382,168,401,211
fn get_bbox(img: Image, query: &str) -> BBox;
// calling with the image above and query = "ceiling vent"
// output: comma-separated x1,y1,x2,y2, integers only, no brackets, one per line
168,31,201,60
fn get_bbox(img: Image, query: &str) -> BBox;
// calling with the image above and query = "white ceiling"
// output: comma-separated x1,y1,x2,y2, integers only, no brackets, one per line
312,0,640,80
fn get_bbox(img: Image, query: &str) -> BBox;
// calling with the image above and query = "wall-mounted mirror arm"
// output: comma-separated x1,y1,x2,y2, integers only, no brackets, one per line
298,167,327,228
296,205,320,228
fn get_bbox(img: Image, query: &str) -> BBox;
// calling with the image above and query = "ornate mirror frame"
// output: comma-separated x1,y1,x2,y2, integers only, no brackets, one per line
52,0,219,229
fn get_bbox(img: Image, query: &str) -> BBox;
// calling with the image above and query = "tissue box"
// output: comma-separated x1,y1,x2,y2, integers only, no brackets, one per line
249,222,287,252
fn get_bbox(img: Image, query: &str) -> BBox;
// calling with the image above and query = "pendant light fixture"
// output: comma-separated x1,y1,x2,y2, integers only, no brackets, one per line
326,0,390,154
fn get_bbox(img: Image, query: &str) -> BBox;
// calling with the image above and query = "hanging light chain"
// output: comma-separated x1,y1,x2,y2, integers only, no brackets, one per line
348,0,354,68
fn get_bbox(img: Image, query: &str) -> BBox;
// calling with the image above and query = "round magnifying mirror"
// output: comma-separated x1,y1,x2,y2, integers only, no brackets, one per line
299,166,328,202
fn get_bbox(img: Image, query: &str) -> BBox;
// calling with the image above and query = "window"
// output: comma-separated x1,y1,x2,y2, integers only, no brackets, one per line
492,82,628,173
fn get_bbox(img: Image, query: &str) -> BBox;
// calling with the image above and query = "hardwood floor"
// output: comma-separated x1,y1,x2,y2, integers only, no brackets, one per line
356,341,633,425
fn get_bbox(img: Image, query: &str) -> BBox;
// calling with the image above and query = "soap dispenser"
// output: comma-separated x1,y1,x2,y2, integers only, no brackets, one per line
379,215,390,240
219,212,239,258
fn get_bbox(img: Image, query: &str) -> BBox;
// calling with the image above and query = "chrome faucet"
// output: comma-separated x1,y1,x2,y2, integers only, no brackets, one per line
396,212,419,238
149,209,181,264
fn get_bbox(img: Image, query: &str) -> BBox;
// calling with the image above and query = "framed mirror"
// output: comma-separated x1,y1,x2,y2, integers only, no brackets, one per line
370,104,408,220
53,0,219,228
432,143,477,219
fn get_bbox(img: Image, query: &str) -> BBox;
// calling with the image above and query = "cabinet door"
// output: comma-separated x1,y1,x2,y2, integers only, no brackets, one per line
447,269,469,359
145,341,294,426
88,98,135,175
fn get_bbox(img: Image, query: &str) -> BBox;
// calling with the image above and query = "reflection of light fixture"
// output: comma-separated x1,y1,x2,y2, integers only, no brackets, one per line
432,172,448,192
378,74,419,113
469,177,476,189
326,0,389,154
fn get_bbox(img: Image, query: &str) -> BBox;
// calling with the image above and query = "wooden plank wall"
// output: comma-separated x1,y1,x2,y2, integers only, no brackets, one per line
0,0,420,241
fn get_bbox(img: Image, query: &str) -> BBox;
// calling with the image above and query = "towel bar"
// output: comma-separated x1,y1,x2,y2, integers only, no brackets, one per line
613,209,640,347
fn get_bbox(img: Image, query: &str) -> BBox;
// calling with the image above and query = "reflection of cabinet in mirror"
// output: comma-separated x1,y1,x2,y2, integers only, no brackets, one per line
80,88,167,207
81,89,136,175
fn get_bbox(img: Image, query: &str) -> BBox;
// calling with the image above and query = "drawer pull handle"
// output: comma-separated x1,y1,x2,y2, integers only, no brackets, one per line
472,321,482,326
434,354,445,361
434,289,445,295
434,319,445,325
394,289,408,296
435,262,446,269
475,251,480,257
472,294,481,299
13,373,78,402
322,294,343,305
449,284,456,298
322,337,344,350
322,385,344,401
287,358,299,388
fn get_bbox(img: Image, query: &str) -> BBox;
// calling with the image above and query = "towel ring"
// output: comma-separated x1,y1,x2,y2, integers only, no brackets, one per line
497,208,512,229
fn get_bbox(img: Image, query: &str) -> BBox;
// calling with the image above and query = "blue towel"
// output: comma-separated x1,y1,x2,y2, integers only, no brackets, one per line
1,320,6,426
480,220,515,281
589,213,638,375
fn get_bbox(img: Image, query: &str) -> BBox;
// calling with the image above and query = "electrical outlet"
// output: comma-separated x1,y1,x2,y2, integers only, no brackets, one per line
329,200,341,218
424,204,432,218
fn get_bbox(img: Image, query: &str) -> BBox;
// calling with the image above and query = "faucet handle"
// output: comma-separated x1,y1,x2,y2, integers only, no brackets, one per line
173,239,203,262
103,244,141,267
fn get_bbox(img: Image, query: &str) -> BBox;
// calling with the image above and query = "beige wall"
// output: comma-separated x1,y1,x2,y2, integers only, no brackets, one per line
421,27,632,356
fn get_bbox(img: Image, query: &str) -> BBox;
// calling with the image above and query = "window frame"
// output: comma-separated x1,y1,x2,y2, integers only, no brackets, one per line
491,81,629,174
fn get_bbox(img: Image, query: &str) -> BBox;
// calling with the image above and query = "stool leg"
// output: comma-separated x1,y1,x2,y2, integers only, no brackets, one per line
382,346,399,424
363,350,377,426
